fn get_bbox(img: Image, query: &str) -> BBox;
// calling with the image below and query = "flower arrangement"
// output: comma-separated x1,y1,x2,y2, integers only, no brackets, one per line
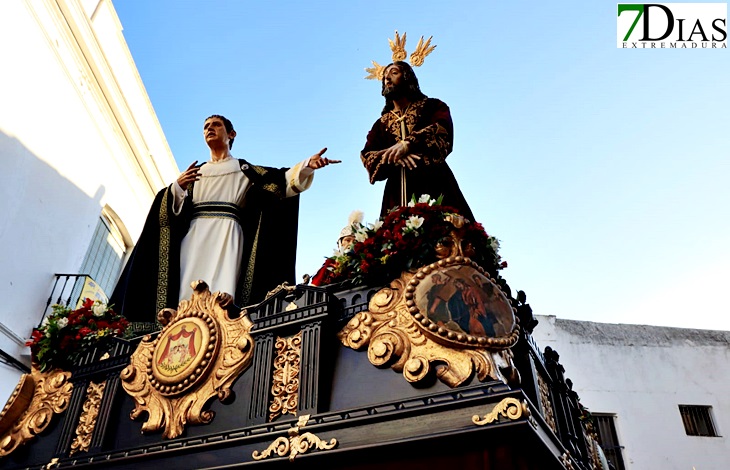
26,298,130,372
317,195,507,286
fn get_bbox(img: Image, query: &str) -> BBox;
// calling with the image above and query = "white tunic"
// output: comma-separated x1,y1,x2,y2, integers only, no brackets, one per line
172,157,313,301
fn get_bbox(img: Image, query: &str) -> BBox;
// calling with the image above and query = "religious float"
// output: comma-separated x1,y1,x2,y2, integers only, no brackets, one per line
0,196,610,470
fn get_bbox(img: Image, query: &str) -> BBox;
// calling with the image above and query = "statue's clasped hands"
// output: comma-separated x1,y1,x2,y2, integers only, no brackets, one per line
380,141,421,170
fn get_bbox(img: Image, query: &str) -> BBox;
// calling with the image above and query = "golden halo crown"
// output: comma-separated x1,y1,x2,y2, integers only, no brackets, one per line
365,30,437,80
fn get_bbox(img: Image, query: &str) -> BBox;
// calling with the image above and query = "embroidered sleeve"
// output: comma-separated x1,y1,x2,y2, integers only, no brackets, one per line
284,159,314,197
360,118,396,183
404,99,453,166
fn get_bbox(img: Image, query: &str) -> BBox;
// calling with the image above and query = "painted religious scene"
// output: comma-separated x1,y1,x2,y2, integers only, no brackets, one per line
416,265,515,339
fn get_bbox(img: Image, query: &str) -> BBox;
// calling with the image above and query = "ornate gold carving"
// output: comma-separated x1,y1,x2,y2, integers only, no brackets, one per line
537,373,558,434
121,281,254,438
388,31,407,61
269,332,302,421
364,60,385,81
338,256,520,387
409,35,436,66
252,414,337,462
560,451,576,470
69,380,106,455
365,31,437,80
44,457,59,469
472,397,529,426
0,369,73,457
265,282,296,300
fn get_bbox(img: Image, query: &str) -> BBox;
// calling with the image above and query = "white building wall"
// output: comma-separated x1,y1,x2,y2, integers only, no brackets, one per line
0,0,178,403
531,315,730,470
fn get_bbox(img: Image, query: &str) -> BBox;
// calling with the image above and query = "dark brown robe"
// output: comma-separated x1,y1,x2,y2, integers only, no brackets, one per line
361,97,475,221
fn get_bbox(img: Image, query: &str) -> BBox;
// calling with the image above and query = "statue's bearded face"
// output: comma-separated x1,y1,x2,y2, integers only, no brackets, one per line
382,65,405,98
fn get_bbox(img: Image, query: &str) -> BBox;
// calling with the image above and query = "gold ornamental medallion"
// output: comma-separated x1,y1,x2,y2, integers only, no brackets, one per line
151,316,217,395
121,281,254,438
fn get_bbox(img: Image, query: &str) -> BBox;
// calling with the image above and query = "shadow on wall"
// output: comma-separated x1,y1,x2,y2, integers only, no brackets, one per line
0,129,105,341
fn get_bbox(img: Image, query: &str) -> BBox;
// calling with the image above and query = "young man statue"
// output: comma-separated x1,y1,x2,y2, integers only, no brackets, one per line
111,115,339,333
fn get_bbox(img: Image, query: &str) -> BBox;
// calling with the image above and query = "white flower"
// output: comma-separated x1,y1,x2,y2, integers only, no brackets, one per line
41,316,50,327
56,317,68,329
405,216,425,231
489,237,500,252
418,194,431,204
371,220,384,232
407,200,415,207
355,230,368,243
429,199,436,206
92,301,107,317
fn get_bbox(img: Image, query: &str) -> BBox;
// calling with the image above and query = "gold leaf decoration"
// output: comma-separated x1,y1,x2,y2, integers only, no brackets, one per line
365,31,437,80
70,380,107,455
269,332,302,421
388,30,407,62
409,35,436,67
364,60,385,80
0,369,73,457
472,397,529,426
538,374,558,434
121,281,254,438
252,414,337,462
338,249,520,388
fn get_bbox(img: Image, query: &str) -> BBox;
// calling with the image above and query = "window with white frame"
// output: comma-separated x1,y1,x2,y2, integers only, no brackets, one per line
72,212,128,301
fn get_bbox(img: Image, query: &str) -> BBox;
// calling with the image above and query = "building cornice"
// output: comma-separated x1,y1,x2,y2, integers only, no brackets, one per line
22,0,177,195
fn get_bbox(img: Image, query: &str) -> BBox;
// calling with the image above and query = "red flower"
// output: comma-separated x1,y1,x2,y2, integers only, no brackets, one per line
79,327,92,337
25,329,43,346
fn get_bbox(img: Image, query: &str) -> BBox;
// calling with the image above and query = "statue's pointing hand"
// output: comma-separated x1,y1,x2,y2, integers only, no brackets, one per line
307,148,341,170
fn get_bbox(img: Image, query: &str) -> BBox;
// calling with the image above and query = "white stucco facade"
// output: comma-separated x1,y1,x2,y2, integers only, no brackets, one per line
531,315,730,470
0,0,178,403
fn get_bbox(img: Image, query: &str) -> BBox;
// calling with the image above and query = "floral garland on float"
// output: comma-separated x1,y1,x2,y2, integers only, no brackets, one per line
332,195,521,387
26,298,130,372
316,194,508,287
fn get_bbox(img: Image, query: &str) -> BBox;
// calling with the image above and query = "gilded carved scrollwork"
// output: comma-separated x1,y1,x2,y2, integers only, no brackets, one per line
121,281,254,438
252,414,337,462
537,373,558,434
561,451,576,470
269,332,302,421
0,369,73,457
472,397,530,426
70,380,106,455
338,257,520,387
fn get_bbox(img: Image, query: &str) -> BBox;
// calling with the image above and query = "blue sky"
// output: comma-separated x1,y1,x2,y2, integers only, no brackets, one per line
114,1,730,330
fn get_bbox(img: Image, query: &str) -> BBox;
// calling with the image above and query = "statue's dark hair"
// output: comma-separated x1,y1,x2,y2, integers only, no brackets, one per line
205,114,235,149
381,61,427,114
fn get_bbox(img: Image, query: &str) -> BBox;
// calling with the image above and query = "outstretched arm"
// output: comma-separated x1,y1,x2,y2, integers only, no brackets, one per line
283,148,341,198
